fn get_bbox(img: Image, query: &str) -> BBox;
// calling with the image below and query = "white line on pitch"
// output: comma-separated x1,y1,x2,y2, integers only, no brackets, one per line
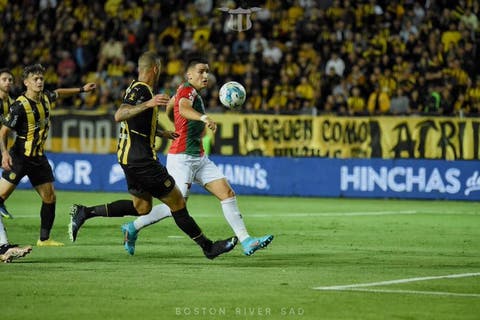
254,210,418,217
13,209,479,219
314,272,480,291
336,288,480,298
193,210,419,218
10,210,418,219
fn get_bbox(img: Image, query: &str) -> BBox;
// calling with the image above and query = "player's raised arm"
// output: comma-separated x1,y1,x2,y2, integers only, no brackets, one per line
55,83,96,97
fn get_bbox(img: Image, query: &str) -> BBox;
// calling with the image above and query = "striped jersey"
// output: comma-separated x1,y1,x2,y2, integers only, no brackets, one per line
117,80,158,165
169,82,206,156
3,91,57,157
0,95,14,119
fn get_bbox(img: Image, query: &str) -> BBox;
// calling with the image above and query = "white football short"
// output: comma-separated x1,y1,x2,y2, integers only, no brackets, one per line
166,153,225,197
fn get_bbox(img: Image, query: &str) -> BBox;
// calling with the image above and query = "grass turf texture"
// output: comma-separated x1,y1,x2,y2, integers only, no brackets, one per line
1,190,479,320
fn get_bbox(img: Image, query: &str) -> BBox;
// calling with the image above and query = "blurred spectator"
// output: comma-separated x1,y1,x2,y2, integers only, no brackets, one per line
389,87,410,115
57,51,77,87
460,7,479,32
267,87,288,114
262,41,283,64
232,32,249,56
295,76,315,105
347,86,367,116
367,85,391,115
73,37,94,73
250,31,268,54
97,36,124,72
325,52,345,77
441,22,462,53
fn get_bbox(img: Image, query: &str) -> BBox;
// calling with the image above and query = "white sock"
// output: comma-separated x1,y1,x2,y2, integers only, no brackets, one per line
221,197,249,242
133,204,172,231
0,217,8,246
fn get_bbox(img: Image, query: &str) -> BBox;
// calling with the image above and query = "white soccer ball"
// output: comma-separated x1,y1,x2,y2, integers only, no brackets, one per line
219,81,246,109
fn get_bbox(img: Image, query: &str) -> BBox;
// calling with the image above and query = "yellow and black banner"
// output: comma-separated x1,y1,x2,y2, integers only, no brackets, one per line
48,112,480,160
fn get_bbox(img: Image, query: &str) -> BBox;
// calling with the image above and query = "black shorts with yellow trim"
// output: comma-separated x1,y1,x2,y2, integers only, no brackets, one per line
2,153,54,186
121,161,175,199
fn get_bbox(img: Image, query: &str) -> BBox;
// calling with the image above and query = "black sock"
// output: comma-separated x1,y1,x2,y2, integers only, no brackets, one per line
86,200,140,218
40,202,55,241
171,207,212,250
0,244,8,254
0,197,5,205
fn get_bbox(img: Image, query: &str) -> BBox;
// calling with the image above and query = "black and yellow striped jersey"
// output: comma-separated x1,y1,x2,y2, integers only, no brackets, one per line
3,91,57,157
0,95,14,122
0,95,14,118
117,80,158,166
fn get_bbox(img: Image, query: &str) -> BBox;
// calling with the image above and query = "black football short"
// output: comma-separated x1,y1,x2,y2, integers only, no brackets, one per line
121,161,175,199
2,153,54,186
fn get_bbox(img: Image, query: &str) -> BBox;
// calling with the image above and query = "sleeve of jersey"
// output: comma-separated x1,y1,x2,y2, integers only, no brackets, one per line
45,90,58,103
3,102,23,129
123,85,148,105
177,86,196,103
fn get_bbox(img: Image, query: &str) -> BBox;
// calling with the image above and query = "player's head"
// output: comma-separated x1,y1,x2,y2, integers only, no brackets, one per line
0,68,14,94
138,51,161,83
185,56,209,90
22,64,45,93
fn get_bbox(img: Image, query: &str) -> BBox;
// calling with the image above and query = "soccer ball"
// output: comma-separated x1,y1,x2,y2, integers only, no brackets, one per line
219,81,246,109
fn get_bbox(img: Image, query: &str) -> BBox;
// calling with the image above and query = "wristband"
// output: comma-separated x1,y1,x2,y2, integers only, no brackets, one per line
79,87,85,93
200,115,208,122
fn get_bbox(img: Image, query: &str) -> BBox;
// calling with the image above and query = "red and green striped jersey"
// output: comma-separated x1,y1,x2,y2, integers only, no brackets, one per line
169,82,206,156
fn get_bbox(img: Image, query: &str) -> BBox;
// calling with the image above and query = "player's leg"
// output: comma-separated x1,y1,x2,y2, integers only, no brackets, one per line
0,244,32,263
130,153,195,231
0,216,9,246
158,184,237,259
200,158,273,256
69,199,140,242
0,178,17,219
34,182,63,246
29,156,63,247
120,193,153,254
119,154,191,255
0,215,33,263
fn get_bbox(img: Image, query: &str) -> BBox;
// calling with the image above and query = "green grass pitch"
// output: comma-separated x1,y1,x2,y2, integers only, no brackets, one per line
1,190,479,320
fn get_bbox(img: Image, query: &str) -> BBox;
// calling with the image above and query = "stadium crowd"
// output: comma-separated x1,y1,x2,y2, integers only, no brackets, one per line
0,0,479,116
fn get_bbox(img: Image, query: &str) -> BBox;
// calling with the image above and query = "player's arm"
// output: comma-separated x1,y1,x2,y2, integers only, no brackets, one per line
156,129,179,140
55,83,97,97
114,94,170,122
0,124,13,171
178,97,217,132
166,96,175,123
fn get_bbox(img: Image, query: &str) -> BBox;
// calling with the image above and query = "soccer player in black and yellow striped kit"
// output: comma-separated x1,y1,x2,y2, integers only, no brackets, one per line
0,64,96,247
0,68,34,262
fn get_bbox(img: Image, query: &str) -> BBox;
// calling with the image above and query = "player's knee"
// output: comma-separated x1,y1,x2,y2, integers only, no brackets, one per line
226,188,236,198
42,193,56,203
135,203,152,215
218,187,235,200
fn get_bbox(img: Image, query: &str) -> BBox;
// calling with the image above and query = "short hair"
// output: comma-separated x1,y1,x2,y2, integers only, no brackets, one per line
22,64,45,80
138,51,161,72
185,55,208,71
0,68,13,77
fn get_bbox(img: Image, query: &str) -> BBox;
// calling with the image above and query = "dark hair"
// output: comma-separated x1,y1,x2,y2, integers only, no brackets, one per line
22,63,45,80
185,55,208,71
0,68,13,77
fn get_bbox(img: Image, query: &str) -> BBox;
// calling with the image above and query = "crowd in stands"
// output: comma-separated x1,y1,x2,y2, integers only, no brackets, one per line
0,0,479,116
